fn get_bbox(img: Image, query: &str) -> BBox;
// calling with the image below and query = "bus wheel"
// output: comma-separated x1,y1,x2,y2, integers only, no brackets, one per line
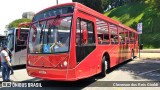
131,50,134,60
100,56,108,77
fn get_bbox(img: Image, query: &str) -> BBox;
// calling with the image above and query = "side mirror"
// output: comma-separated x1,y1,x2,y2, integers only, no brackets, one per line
82,29,88,44
139,44,143,50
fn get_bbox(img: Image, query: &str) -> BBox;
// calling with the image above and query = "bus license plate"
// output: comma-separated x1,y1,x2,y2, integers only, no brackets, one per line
38,71,46,74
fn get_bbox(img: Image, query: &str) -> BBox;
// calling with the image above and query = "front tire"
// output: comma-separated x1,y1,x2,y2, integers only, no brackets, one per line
99,56,108,77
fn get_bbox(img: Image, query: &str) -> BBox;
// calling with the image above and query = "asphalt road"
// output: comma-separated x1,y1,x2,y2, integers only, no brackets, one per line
1,58,160,90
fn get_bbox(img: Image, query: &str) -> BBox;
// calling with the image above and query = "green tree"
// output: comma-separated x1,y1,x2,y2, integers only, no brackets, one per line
101,0,110,11
124,0,145,3
73,0,103,13
154,0,160,10
8,18,31,29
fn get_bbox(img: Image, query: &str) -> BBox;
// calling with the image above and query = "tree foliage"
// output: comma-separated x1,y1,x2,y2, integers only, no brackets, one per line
8,18,31,29
73,0,103,13
153,0,160,10
101,0,110,11
72,0,146,13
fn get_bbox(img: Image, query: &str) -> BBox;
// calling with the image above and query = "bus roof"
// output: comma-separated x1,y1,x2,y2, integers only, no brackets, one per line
35,2,137,33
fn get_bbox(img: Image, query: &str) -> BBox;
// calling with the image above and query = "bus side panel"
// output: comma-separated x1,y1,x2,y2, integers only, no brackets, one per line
74,48,102,79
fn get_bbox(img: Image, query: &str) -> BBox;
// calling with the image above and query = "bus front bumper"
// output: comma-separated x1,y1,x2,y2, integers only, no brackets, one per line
27,66,77,81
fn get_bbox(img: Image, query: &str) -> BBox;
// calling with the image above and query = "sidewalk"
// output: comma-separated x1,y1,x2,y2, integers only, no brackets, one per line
140,49,160,53
0,68,34,82
140,49,160,60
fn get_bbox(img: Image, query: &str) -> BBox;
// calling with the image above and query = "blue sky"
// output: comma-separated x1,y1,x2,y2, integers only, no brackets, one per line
0,0,72,34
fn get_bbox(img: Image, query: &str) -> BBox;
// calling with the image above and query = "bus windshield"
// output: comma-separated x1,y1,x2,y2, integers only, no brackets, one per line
28,16,72,54
0,37,7,49
7,32,14,51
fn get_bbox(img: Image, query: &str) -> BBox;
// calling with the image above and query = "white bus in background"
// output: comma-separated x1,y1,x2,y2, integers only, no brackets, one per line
7,28,29,66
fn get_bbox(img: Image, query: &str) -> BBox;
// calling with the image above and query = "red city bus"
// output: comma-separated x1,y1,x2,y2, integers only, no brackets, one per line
23,2,138,81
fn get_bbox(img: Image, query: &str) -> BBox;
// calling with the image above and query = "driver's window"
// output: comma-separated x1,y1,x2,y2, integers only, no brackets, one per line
76,18,95,46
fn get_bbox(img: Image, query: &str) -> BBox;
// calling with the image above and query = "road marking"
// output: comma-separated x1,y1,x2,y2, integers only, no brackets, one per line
142,60,160,63
146,73,160,77
138,69,160,75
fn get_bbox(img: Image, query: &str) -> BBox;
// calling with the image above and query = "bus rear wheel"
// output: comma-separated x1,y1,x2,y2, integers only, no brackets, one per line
99,56,108,77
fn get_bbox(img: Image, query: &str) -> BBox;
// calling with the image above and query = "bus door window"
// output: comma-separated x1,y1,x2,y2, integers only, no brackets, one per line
96,19,109,44
76,33,81,45
15,29,29,52
80,21,88,45
76,18,95,63
82,29,88,44
77,19,91,45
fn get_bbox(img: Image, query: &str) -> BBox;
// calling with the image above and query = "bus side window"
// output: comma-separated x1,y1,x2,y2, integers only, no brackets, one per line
98,37,102,44
111,38,115,44
119,28,125,44
96,19,109,45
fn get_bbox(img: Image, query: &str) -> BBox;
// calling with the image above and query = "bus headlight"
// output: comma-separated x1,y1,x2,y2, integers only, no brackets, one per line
63,61,68,67
59,61,68,68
